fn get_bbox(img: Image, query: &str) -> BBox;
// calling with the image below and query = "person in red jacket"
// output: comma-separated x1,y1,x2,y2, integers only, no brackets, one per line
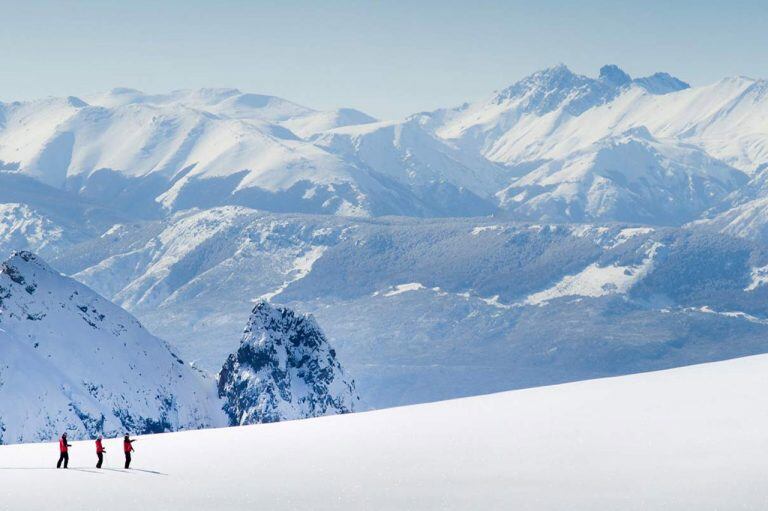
56,433,71,469
123,434,136,469
96,436,106,469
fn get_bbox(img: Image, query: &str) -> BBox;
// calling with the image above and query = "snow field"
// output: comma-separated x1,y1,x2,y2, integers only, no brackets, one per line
2,353,768,510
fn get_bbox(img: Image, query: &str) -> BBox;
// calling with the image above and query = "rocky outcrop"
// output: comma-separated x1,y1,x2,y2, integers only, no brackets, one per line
217,301,358,425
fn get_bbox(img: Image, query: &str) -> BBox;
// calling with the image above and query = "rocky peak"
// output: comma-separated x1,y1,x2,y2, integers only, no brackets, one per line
494,64,616,116
599,64,632,87
217,301,358,425
3,249,51,275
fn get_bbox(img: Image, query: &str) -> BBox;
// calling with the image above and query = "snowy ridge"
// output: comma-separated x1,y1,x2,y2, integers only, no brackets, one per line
314,118,507,215
421,65,762,172
495,128,746,224
0,203,67,255
3,88,377,216
0,251,226,444
0,88,497,218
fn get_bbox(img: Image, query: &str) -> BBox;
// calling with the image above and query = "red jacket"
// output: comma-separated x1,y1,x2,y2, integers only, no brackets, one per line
59,437,68,453
124,439,134,453
96,439,104,454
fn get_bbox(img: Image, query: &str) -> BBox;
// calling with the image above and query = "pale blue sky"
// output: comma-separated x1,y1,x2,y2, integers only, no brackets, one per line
1,0,766,118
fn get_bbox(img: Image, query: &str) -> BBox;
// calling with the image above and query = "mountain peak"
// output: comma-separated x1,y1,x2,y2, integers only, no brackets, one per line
633,72,690,94
246,299,320,335
599,64,632,87
6,249,44,266
66,96,89,108
2,250,56,286
538,63,574,76
108,87,143,96
217,301,358,425
527,63,578,86
495,64,691,110
494,64,614,116
620,125,654,140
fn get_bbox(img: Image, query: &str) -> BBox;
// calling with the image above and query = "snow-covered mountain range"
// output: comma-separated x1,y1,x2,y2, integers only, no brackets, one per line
2,64,768,229
0,87,498,218
3,64,768,414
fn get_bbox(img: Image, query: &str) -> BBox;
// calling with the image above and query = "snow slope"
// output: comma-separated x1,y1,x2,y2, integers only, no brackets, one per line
495,127,747,224
0,251,225,443
2,353,768,510
314,119,507,215
421,65,766,174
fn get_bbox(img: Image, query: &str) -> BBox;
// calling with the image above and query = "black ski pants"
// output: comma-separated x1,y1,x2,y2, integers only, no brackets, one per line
57,452,69,468
124,452,131,469
97,452,103,468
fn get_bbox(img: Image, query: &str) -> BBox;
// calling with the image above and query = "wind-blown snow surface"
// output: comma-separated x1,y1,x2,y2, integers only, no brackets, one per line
2,354,768,510
0,251,225,443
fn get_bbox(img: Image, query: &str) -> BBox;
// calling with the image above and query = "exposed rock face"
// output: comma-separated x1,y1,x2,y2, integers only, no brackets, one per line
217,301,358,425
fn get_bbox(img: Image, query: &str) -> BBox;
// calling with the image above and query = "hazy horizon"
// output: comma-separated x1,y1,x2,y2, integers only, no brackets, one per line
1,0,766,118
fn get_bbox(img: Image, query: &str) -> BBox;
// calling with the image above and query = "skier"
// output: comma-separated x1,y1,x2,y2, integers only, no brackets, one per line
96,435,106,469
123,434,136,469
56,433,71,469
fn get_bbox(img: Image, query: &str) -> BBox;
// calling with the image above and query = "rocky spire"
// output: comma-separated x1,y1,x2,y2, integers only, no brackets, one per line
217,301,358,425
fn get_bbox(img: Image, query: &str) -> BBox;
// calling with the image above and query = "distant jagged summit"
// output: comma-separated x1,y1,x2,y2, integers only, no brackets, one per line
599,64,632,87
489,64,688,120
217,301,358,425
492,64,614,115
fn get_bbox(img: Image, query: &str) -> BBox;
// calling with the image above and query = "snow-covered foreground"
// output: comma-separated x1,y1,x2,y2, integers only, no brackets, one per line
2,354,768,510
